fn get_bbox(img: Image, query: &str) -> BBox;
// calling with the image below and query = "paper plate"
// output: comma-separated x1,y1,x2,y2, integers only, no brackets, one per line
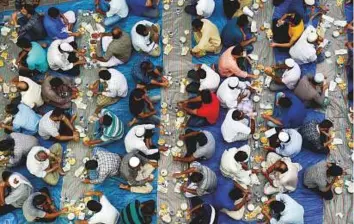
176,140,184,147
161,169,168,177
67,213,75,220
334,187,343,194
75,78,82,85
180,203,188,211
335,77,343,84
325,51,331,58
253,133,260,140
163,4,170,10
253,95,261,102
247,203,255,211
179,36,186,43
253,69,260,76
86,90,93,97
332,31,340,37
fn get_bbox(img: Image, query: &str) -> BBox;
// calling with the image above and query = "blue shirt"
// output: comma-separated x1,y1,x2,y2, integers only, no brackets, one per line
277,93,306,128
132,58,155,85
27,42,48,73
127,0,148,16
13,104,41,134
221,18,243,48
43,13,68,40
212,180,236,210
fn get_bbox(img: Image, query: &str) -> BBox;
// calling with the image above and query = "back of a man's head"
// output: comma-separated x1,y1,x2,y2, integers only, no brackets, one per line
49,77,64,88
33,194,47,207
327,164,343,177
278,97,292,108
190,172,204,183
48,7,60,18
269,201,285,214
98,70,111,80
319,119,333,129
102,115,113,126
192,19,203,30
16,37,31,49
24,4,35,15
87,200,102,212
51,107,65,118
196,132,208,146
85,160,98,170
136,24,147,36
200,90,212,104
1,170,13,182
141,200,156,216
231,110,242,121
234,151,248,162
112,28,122,39
237,15,249,27
231,45,244,56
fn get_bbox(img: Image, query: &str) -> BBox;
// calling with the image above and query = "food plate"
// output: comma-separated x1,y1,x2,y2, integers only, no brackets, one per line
67,213,75,220
334,187,343,194
332,30,340,37
179,36,187,43
176,140,184,147
261,196,268,203
253,133,260,140
247,203,255,211
253,95,260,102
158,139,166,146
75,78,82,85
161,102,168,108
325,51,332,58
160,169,168,177
83,157,90,163
180,203,188,211
163,4,170,10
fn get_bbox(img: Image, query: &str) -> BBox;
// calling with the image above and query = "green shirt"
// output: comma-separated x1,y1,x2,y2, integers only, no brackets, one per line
121,200,145,224
100,109,124,141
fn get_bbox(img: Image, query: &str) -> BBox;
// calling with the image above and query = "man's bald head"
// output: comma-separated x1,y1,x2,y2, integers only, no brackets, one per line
112,28,122,39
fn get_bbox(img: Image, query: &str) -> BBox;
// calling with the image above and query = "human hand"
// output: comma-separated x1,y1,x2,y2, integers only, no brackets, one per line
261,114,270,119
72,32,82,37
270,42,277,48
60,207,69,214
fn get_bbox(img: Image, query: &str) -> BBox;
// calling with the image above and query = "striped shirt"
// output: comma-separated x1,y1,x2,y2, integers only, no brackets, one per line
121,200,145,224
90,147,121,184
8,133,39,167
191,162,217,196
99,109,124,142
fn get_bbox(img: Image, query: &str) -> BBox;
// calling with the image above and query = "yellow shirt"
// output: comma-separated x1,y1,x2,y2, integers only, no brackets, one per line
192,19,221,54
288,20,304,43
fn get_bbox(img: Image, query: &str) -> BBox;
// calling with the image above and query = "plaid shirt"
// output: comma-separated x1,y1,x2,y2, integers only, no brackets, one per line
18,13,42,37
90,147,121,184
298,120,326,153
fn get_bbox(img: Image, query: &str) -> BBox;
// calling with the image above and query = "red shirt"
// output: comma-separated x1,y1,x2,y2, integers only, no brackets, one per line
196,93,220,124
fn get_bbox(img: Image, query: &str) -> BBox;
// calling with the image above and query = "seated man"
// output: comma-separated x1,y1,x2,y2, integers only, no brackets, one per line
43,7,81,41
218,45,258,78
90,69,128,115
186,64,221,94
128,88,160,126
261,152,302,195
132,58,169,88
38,108,79,142
26,144,65,186
221,15,257,51
85,109,124,147
213,180,250,221
16,38,49,77
217,77,254,114
294,73,328,107
77,191,119,224
92,27,132,67
0,103,41,135
262,194,304,224
83,147,121,184
41,76,78,109
304,161,343,200
12,76,44,108
173,162,217,197
184,0,215,18
178,90,220,127
12,4,46,41
121,200,156,224
127,0,159,18
298,119,333,154
95,0,129,26
131,20,161,57
221,109,255,143
262,92,306,128
125,124,165,161
47,40,86,76
119,151,158,194
224,0,251,19
264,58,301,92
264,128,303,158
191,19,222,57
0,133,39,167
173,129,215,163
220,145,257,186
23,187,68,222
0,171,33,215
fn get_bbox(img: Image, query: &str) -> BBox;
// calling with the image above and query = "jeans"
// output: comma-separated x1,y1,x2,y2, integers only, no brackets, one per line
136,95,161,125
187,115,210,127
99,0,110,12
104,15,121,27
0,204,16,215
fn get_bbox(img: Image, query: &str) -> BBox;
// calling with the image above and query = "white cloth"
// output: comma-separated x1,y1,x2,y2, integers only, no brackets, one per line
217,77,249,108
124,124,158,155
88,195,120,224
102,68,128,98
220,145,252,186
275,129,303,158
60,11,76,43
47,39,74,71
131,20,158,53
270,194,304,224
26,146,50,178
106,0,129,18
196,0,215,18
38,111,60,140
8,173,32,189
19,76,44,108
281,61,301,90
289,25,318,65
199,64,220,92
221,109,251,143
99,36,124,67
221,198,245,220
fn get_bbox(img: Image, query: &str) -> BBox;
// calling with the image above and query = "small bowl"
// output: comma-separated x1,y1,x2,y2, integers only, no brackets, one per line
334,187,343,194
247,203,255,211
253,95,261,102
162,37,169,45
335,77,343,84
325,51,332,58
184,30,190,35
261,196,268,203
261,161,266,168
67,213,75,221
180,203,188,211
253,69,260,76
179,36,187,44
164,4,170,10
333,31,340,38
160,169,168,177
161,102,168,109
177,0,184,6
78,203,86,210
162,214,172,223
252,3,259,10
176,140,184,147
253,133,260,140
75,78,82,85
158,139,166,146
86,90,93,97
10,86,17,93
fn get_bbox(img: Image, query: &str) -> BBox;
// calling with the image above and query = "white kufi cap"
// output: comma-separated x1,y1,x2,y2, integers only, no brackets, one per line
129,157,141,168
278,131,290,142
285,58,295,68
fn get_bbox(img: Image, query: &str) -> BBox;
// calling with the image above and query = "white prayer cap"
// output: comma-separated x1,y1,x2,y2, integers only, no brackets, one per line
228,77,239,89
305,0,315,6
59,43,73,52
278,131,290,142
307,32,318,43
129,157,141,168
135,127,145,138
314,73,325,83
285,58,295,68
8,174,31,188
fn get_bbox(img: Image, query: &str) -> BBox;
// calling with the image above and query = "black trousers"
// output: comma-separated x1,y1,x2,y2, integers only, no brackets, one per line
0,204,16,215
35,187,57,222
272,19,290,52
58,42,81,77
184,4,198,16
185,129,198,157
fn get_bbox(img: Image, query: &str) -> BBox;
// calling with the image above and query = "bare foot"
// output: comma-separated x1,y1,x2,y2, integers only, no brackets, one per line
119,184,130,191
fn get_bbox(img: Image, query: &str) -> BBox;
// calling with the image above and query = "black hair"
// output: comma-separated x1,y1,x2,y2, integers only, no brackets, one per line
192,19,203,30
136,24,148,36
85,160,98,170
5,104,19,115
231,45,244,56
49,77,64,88
273,0,285,6
197,69,207,79
237,15,249,27
290,12,302,26
319,119,333,129
33,194,47,206
234,151,248,162
141,200,156,216
1,170,13,182
228,188,244,201
48,7,60,18
269,201,285,214
231,110,242,120
16,37,31,49
327,164,343,176
278,97,292,108
190,172,204,183
51,107,65,118
200,90,212,104
196,132,208,146
132,88,145,99
0,138,15,152
348,90,353,101
23,4,35,15
102,115,113,126
98,70,111,80
87,200,102,212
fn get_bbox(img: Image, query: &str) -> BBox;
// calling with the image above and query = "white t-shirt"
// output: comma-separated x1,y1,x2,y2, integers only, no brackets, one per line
196,0,215,18
217,77,248,108
47,39,74,71
221,109,251,143
102,68,128,98
281,63,301,90
270,194,304,224
289,25,317,65
26,146,50,178
106,0,129,18
131,20,157,53
38,111,60,140
124,124,158,155
88,195,120,224
199,64,220,92
273,157,302,193
19,76,44,108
